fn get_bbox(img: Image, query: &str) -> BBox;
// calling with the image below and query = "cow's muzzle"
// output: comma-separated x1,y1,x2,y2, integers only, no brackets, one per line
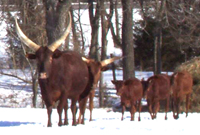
39,72,47,79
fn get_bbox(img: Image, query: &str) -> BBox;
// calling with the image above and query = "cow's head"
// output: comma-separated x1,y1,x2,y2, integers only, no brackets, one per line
111,80,124,96
82,57,121,89
15,14,71,79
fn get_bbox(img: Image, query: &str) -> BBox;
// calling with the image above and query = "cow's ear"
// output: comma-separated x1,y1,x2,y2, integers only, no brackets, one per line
53,50,62,59
26,53,36,59
101,66,109,71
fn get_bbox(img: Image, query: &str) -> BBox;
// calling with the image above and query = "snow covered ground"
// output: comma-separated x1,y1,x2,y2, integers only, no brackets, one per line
0,107,198,135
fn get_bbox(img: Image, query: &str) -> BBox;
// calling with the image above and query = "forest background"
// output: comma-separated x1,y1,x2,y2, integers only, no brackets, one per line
1,0,200,111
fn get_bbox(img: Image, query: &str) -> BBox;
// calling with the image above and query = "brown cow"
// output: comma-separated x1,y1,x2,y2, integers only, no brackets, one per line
142,74,171,120
111,78,143,121
15,14,89,127
77,57,121,124
170,71,193,119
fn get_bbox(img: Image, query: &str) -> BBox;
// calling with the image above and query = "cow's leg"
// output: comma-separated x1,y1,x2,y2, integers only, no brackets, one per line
171,97,175,118
147,100,153,119
165,97,169,120
121,104,125,121
47,105,53,127
130,103,136,121
185,93,191,117
78,97,88,124
153,101,160,119
77,111,82,124
172,97,177,119
57,96,67,126
138,99,142,121
174,97,180,119
89,90,95,121
71,99,77,126
64,100,69,125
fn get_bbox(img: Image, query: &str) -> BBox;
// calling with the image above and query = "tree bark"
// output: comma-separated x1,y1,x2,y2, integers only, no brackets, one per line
121,0,135,79
88,0,101,60
43,0,72,47
154,0,165,74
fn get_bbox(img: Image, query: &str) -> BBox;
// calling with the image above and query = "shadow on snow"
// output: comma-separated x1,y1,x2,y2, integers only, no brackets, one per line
0,121,36,127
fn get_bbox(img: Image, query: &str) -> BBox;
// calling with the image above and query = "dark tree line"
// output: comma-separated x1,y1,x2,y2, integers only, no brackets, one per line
1,0,200,107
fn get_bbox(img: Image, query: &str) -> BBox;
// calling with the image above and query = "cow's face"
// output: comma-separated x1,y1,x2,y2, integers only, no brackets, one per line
111,80,124,96
117,84,126,96
82,57,121,89
88,61,102,88
36,47,53,79
14,13,71,79
89,61,109,88
27,47,62,79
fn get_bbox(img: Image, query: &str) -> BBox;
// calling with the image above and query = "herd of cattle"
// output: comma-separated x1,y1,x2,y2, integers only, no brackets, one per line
14,15,193,127
112,71,193,122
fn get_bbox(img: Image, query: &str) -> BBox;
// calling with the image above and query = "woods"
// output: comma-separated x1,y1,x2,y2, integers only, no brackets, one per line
0,0,200,109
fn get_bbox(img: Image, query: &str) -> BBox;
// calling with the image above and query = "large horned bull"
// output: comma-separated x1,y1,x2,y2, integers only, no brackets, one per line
15,14,89,127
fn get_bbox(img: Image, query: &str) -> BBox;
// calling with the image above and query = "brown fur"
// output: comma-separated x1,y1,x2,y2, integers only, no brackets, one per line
142,74,171,120
27,48,89,127
170,71,193,119
112,78,143,121
77,60,108,124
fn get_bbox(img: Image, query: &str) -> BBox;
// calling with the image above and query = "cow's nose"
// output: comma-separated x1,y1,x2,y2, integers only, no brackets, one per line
39,72,47,79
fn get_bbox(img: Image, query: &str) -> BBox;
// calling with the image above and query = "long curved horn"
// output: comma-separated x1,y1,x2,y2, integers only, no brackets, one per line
82,57,91,63
14,16,40,52
100,57,122,67
48,12,72,52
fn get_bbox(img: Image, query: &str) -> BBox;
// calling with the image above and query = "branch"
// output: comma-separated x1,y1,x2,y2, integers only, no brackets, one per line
0,71,32,84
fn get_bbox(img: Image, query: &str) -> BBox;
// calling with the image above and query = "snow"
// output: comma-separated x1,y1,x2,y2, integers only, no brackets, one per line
0,107,198,135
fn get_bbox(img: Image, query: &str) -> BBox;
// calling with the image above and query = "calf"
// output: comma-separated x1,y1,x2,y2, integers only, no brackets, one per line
170,71,193,119
142,74,171,120
112,78,143,121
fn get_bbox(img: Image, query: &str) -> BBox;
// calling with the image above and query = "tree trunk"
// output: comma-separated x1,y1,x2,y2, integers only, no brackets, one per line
70,8,81,52
154,25,162,75
88,0,101,60
32,71,38,108
154,0,165,75
99,73,104,107
121,0,135,80
101,0,107,61
114,0,120,47
43,0,72,47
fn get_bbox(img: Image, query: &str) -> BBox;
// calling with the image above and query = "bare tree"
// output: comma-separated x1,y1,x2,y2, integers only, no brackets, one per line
121,0,135,79
99,0,114,107
88,0,101,60
0,0,46,107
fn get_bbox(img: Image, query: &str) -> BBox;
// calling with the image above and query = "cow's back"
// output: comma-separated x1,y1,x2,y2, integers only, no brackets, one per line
147,74,170,99
125,78,143,100
172,71,193,95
